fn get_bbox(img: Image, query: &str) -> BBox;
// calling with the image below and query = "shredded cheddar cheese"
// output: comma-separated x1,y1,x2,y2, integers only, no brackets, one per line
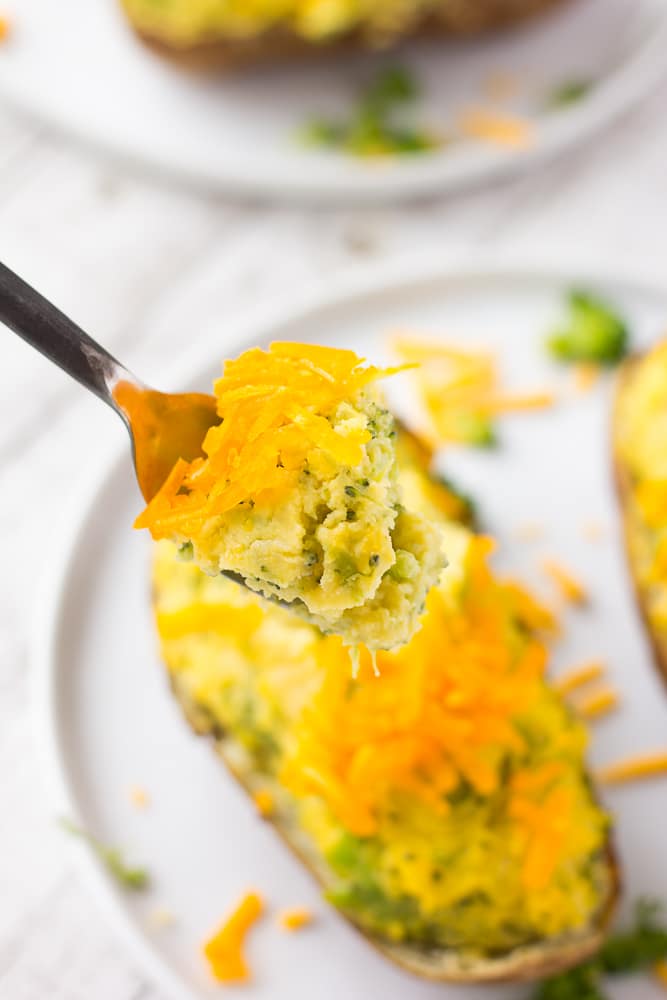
392,335,553,448
0,16,9,41
129,786,149,808
459,108,534,148
203,892,263,983
513,522,546,544
149,907,176,929
136,343,405,538
252,789,274,818
573,362,601,393
575,686,619,720
553,661,605,695
542,559,588,606
597,752,667,785
655,959,667,987
278,908,313,931
282,538,551,841
582,520,605,542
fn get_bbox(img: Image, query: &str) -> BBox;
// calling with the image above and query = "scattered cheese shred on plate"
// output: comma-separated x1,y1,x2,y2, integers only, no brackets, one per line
655,959,667,987
458,107,534,148
575,686,619,720
597,752,667,785
149,907,176,929
553,660,605,695
542,558,588,606
129,786,149,808
278,908,313,931
391,335,553,448
573,362,601,393
203,892,263,983
582,520,606,542
513,522,546,544
0,16,9,41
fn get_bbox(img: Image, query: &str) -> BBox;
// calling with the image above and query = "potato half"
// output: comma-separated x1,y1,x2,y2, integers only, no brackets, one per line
120,0,572,73
153,423,617,983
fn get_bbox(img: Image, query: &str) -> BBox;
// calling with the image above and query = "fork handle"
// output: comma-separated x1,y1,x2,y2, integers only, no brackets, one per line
0,260,133,408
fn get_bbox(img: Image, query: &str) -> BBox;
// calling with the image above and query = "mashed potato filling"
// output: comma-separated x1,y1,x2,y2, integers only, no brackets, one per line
136,343,445,651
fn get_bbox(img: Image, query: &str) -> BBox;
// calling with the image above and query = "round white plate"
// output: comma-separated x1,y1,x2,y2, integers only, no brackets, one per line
36,256,667,1000
2,0,666,202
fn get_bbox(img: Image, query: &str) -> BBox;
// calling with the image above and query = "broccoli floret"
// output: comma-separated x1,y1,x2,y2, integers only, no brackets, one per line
547,290,629,365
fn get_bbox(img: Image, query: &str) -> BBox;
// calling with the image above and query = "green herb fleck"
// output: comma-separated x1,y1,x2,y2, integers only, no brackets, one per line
532,899,667,1000
59,818,149,890
177,540,193,561
547,79,593,109
546,289,629,365
299,66,440,159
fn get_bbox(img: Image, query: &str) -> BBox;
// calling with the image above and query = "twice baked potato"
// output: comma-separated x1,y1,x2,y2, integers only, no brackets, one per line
614,342,667,687
120,0,572,72
151,423,617,983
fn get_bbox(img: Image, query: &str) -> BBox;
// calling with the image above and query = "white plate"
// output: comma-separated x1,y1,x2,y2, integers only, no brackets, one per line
1,0,666,202
35,256,667,1000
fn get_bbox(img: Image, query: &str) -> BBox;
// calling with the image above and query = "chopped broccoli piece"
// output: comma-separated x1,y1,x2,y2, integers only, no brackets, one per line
531,899,667,1000
299,66,440,159
59,818,149,890
547,290,629,365
547,79,593,109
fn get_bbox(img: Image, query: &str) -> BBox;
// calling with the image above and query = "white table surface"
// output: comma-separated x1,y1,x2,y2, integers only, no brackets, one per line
2,77,667,999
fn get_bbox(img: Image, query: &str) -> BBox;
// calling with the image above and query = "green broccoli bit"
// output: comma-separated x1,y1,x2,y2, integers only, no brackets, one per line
59,818,149,890
547,79,593,109
532,899,667,1000
333,550,360,582
299,65,440,159
547,290,629,365
389,549,419,582
434,473,478,527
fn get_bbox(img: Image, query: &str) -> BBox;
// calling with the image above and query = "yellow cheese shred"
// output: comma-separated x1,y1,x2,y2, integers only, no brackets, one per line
203,892,263,983
575,686,619,720
391,335,553,448
542,559,588,606
597,752,667,785
553,661,605,696
278,908,313,931
459,107,534,148
572,363,601,394
0,16,10,41
136,343,406,539
655,959,667,987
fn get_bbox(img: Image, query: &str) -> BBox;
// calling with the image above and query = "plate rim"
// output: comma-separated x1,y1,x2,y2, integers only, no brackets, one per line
3,2,667,203
32,250,667,1000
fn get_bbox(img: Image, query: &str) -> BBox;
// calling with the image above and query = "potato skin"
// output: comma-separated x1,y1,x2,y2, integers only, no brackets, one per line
123,0,572,73
613,357,667,690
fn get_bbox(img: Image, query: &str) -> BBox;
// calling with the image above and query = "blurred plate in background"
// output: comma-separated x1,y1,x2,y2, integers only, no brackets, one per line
0,0,665,203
